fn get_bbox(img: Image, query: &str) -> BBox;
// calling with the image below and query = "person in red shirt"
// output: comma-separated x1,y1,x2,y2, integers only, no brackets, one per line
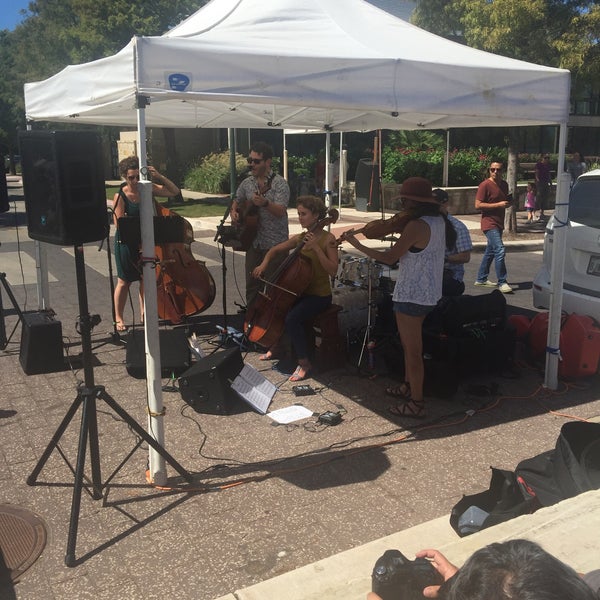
474,161,513,294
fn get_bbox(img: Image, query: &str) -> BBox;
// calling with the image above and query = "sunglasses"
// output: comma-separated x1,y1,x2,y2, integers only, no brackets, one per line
247,157,264,165
490,168,502,172
127,175,140,181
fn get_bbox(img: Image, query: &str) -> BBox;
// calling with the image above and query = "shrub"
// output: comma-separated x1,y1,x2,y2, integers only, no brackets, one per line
184,151,248,194
381,145,508,186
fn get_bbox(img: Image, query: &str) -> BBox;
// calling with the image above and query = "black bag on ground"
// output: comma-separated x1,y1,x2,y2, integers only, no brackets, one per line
425,290,507,337
450,467,539,537
516,421,600,507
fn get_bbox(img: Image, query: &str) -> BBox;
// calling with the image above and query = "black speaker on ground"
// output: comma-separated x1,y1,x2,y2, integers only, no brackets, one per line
354,159,380,212
178,347,245,415
19,130,107,245
20,311,65,375
125,328,191,379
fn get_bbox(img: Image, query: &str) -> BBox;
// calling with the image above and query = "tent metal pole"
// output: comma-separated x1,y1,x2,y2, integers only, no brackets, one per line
443,130,450,187
136,102,167,485
283,131,288,181
544,122,569,390
324,132,331,208
338,132,343,214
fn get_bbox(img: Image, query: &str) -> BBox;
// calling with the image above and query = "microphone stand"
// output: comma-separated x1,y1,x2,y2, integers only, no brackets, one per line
214,201,242,348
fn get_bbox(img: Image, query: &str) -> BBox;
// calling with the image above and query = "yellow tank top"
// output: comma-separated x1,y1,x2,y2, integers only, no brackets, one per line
294,231,332,297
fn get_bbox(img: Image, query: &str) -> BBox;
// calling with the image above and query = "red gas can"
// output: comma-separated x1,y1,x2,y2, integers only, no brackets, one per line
558,314,600,378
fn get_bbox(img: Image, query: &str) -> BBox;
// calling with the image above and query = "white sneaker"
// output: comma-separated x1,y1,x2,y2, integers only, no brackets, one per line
499,283,513,294
474,280,497,287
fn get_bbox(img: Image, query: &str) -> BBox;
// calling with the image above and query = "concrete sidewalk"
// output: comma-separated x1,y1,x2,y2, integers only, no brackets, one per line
215,489,600,600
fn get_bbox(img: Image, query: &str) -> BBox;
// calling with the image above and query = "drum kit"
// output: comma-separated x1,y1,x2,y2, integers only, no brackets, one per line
333,251,393,355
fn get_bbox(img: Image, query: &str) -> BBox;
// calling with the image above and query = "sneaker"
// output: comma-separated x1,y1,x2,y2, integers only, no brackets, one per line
499,283,514,294
474,280,497,287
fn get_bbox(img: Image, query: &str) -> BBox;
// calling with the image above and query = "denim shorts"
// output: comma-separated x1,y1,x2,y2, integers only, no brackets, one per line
393,301,435,317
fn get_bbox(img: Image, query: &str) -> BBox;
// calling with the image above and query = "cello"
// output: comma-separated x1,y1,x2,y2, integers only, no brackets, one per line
153,203,216,324
244,208,339,348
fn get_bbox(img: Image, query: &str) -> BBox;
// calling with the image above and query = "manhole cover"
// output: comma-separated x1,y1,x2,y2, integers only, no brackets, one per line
0,505,47,583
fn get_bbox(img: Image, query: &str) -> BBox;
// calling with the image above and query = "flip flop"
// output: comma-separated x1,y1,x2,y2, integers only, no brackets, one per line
115,321,128,332
289,366,311,382
388,401,426,419
385,382,411,399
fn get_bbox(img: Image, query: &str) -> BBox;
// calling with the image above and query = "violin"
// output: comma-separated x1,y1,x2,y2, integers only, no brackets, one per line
336,208,416,244
244,208,339,348
153,203,216,324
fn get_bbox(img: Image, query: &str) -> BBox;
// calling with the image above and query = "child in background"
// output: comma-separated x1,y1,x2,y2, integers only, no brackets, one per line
525,182,537,223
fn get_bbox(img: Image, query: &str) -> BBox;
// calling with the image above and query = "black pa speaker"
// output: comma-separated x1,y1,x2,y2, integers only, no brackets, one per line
178,347,245,415
354,159,380,212
19,311,65,375
125,328,191,379
19,130,108,245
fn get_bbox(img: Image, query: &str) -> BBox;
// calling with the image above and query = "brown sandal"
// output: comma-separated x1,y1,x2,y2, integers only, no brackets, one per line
388,400,426,419
385,382,411,399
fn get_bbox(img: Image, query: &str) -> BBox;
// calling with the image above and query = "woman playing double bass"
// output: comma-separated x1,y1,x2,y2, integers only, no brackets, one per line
112,156,180,331
252,195,338,382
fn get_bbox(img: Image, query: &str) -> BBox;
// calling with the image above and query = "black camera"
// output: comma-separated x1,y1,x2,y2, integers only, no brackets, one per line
372,549,443,600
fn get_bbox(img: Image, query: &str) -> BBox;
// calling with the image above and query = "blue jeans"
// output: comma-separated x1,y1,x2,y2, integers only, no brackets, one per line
476,228,507,285
285,294,332,361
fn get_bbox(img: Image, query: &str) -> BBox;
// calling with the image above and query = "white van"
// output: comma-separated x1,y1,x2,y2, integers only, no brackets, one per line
532,168,600,320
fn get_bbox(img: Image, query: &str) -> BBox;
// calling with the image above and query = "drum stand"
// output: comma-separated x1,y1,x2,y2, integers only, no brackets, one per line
356,261,377,373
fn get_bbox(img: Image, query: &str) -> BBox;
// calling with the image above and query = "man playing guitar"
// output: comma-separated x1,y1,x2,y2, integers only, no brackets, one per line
230,141,290,307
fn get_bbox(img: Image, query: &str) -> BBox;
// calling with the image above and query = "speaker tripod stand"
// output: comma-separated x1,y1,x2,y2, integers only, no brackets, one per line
0,271,25,350
26,245,191,567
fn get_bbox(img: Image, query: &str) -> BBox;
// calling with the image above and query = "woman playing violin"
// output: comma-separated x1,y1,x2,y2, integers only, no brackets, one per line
252,195,338,382
343,177,456,419
112,156,180,332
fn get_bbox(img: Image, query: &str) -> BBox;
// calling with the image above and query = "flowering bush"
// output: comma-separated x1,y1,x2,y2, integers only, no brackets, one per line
184,151,248,194
382,146,508,186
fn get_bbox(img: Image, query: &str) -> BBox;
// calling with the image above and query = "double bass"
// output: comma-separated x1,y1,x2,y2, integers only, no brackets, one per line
244,209,339,349
153,203,216,324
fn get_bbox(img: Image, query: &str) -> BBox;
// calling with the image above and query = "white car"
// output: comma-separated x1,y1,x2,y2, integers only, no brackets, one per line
533,168,600,320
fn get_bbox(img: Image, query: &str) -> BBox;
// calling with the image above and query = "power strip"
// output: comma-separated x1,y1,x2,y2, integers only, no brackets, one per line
292,384,315,396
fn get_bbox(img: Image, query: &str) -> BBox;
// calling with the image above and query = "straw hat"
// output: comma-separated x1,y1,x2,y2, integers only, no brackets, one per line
398,177,438,204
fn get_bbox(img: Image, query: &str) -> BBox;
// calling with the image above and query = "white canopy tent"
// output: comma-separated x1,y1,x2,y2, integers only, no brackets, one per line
24,0,572,483
25,0,570,131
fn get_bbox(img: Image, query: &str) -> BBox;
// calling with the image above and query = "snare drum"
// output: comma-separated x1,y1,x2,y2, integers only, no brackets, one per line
339,255,382,289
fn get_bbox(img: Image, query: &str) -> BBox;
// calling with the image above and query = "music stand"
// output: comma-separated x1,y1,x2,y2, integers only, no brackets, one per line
117,215,187,247
27,245,191,567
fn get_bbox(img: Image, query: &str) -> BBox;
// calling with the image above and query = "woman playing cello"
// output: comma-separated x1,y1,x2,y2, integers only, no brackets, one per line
252,195,339,382
342,177,456,419
112,156,180,331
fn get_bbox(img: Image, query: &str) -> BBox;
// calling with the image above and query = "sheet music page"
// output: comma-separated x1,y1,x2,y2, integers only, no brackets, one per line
231,364,276,414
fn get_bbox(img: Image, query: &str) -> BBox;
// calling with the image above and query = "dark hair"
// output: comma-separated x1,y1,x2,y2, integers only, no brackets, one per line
250,141,273,161
296,195,327,220
118,156,139,178
447,539,596,600
409,202,457,251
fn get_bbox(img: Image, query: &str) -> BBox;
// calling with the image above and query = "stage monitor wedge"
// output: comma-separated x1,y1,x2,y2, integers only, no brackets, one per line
19,130,108,245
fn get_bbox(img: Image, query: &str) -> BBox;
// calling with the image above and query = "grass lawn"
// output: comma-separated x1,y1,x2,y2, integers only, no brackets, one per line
106,186,229,218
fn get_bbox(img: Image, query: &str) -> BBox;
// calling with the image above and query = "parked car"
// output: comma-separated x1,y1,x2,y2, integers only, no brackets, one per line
533,168,600,320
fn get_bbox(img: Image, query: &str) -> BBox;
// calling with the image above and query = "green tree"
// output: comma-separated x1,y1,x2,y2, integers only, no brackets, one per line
1,0,206,165
413,0,599,97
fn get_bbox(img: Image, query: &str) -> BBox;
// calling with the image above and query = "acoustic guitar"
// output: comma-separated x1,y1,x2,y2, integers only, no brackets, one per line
235,173,275,251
